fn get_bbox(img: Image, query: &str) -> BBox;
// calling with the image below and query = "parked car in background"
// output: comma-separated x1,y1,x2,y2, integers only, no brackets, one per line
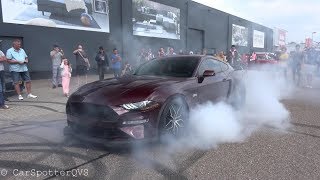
248,52,279,69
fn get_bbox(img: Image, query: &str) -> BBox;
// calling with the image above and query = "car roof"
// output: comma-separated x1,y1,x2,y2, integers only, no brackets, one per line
156,55,224,62
156,55,204,60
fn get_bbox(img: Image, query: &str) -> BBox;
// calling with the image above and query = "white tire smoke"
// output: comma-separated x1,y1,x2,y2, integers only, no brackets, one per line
166,69,292,150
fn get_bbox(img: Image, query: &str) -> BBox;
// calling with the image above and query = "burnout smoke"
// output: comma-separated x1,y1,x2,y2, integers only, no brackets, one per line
164,68,292,150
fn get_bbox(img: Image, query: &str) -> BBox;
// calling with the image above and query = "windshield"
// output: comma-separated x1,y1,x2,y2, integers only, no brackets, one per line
134,57,200,77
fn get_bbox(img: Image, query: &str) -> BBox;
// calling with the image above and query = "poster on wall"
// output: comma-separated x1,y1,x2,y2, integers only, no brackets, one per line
132,0,180,40
273,28,287,46
278,29,287,46
253,30,265,48
1,0,110,33
232,24,248,46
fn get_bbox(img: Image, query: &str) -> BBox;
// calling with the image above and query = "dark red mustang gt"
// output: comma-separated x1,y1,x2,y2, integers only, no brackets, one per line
64,55,245,146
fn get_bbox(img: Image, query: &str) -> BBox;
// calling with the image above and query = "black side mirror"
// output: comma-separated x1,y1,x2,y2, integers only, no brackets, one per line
198,70,215,83
203,70,215,77
198,76,205,83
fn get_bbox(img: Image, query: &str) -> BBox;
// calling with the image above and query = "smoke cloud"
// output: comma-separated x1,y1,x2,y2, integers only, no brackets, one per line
162,68,292,150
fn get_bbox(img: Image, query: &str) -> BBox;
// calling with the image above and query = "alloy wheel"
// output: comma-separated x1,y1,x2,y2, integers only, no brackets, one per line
164,104,185,135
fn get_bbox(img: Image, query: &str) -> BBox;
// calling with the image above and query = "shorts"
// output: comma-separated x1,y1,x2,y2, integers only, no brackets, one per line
11,71,31,84
76,65,88,76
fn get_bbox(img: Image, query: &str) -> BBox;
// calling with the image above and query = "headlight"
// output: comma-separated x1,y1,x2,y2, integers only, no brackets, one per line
121,100,159,111
122,119,149,125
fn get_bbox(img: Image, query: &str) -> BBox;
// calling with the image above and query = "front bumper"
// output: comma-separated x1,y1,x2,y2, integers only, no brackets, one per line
65,100,161,144
63,126,157,147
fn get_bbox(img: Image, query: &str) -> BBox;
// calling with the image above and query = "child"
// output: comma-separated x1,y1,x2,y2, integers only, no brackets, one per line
60,59,72,97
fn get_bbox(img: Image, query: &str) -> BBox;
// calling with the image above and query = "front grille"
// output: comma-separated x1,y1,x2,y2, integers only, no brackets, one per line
69,122,129,140
67,102,119,122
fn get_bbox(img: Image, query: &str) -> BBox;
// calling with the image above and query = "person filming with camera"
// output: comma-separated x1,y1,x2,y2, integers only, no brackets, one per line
50,44,64,89
73,44,90,87
111,48,122,78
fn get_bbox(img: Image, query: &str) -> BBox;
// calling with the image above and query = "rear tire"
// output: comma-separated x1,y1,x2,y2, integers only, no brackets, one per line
229,80,246,110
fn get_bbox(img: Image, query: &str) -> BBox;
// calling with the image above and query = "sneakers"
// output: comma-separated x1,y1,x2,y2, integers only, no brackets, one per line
18,94,37,100
27,94,38,98
0,105,9,110
58,84,62,87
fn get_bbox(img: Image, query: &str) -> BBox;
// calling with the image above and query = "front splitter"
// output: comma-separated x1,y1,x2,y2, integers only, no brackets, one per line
63,126,157,148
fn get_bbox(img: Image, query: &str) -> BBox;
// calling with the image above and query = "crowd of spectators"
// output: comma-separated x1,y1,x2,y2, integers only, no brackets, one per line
1,40,320,111
137,47,229,64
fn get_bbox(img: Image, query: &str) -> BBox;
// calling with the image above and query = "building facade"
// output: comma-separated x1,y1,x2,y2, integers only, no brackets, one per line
0,0,273,77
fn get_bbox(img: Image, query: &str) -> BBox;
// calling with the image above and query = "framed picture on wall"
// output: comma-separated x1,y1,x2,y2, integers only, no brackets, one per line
132,0,181,40
93,0,109,14
232,24,248,47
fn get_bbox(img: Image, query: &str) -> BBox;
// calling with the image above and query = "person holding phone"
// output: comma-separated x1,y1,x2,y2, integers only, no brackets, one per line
6,39,37,100
95,46,109,81
111,48,122,78
73,44,90,87
60,59,72,97
50,44,64,89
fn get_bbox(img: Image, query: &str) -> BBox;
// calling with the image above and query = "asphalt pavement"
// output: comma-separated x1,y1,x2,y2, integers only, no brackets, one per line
0,74,319,180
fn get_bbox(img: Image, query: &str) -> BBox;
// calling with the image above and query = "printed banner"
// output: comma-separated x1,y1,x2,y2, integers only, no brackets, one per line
232,24,248,46
132,0,180,39
1,0,110,33
253,30,265,48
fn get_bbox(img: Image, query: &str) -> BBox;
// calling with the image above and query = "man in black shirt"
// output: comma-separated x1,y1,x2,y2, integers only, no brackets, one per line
95,46,109,81
226,45,239,66
73,45,90,87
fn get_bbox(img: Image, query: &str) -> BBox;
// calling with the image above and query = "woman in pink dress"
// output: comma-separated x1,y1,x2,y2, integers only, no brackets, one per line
60,59,72,97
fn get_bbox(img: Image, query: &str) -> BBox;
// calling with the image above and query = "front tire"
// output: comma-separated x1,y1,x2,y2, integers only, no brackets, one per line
159,96,189,137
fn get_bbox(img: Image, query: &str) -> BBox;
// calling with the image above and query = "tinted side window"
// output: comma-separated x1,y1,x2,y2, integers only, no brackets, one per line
218,61,229,72
198,59,222,75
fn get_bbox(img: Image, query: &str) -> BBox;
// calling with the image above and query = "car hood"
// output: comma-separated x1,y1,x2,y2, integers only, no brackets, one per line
72,76,184,106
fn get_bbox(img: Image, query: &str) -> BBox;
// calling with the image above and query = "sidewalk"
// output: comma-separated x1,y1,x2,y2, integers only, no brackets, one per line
0,74,113,123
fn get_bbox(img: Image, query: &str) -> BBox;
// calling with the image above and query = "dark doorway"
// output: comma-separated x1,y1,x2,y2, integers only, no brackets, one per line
187,29,204,54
